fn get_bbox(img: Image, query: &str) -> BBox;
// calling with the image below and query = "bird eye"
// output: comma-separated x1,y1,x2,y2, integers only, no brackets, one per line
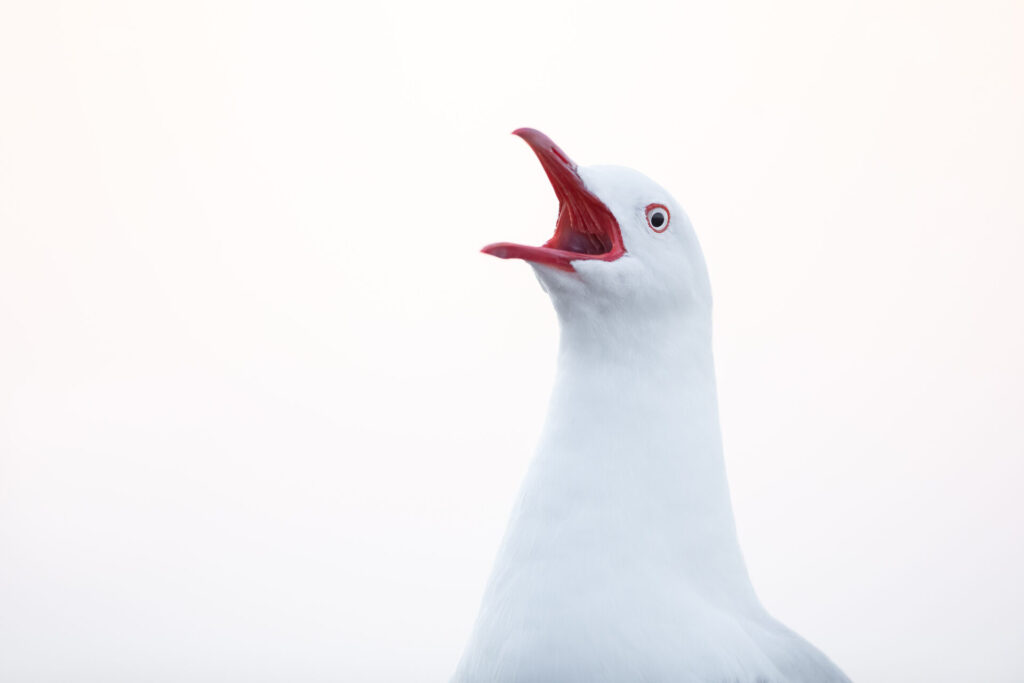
645,204,670,233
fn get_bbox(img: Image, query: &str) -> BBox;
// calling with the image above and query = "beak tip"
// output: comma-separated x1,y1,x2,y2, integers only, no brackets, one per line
511,127,551,149
481,243,510,259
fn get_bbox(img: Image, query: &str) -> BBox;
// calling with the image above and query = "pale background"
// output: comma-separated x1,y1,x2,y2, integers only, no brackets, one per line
1,1,1022,681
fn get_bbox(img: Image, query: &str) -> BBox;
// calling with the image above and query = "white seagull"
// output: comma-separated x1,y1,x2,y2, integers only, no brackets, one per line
452,129,850,683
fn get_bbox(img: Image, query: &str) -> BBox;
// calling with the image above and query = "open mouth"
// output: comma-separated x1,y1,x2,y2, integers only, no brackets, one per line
481,128,625,272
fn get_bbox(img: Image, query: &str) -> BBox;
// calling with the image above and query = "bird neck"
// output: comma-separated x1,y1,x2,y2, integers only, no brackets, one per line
548,303,721,468
534,302,758,604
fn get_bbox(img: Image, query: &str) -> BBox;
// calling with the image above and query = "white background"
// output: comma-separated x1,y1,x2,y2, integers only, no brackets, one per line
2,1,1022,681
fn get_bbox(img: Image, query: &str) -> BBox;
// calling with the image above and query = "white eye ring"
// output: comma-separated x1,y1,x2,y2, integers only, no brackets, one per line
645,204,670,233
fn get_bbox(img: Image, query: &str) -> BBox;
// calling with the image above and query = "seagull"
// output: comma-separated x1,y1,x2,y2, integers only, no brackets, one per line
451,129,850,683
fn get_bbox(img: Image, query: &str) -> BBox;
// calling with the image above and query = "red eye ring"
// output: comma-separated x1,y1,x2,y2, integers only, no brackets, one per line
645,203,670,233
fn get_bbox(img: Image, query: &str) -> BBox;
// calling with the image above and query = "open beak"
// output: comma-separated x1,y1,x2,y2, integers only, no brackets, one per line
481,128,625,272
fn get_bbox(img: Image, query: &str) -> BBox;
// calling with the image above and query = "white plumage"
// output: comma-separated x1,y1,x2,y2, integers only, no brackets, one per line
453,130,849,683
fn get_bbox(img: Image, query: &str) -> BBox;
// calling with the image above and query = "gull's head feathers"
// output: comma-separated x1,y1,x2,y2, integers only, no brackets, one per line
483,128,711,318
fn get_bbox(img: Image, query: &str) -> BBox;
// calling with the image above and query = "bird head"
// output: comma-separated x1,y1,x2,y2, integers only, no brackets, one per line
483,129,711,318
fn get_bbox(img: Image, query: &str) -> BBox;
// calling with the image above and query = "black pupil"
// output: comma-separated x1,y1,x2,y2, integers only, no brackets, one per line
651,211,665,228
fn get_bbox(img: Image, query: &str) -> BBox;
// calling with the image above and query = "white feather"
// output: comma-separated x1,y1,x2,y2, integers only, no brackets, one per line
453,164,849,683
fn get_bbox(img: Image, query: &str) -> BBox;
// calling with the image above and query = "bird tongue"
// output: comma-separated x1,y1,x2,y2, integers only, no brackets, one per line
482,128,625,272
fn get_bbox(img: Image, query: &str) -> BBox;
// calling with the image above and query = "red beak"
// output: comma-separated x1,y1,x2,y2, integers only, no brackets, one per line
481,128,625,272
